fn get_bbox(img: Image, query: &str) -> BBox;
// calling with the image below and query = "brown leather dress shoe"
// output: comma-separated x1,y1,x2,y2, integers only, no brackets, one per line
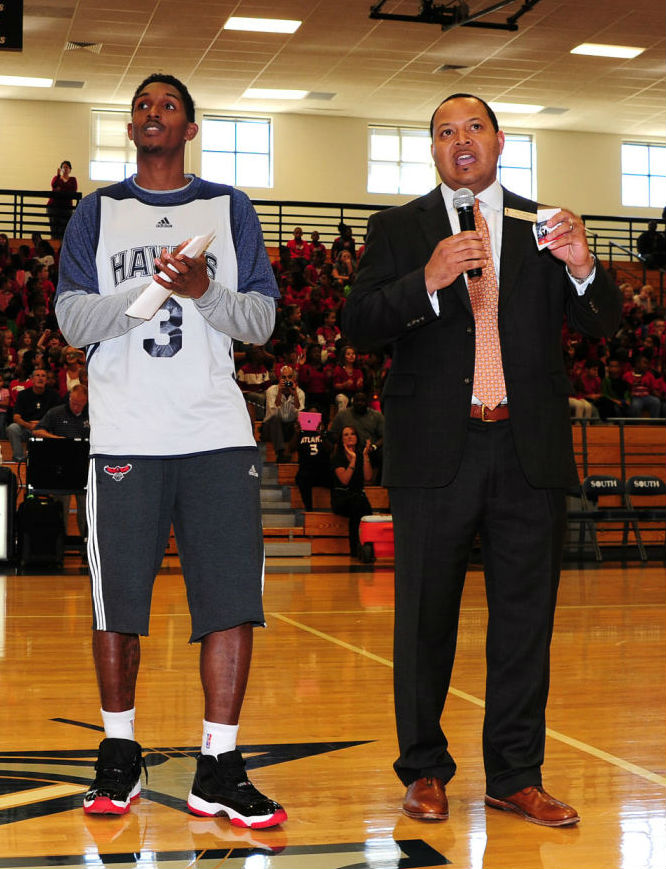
485,786,580,826
402,776,449,820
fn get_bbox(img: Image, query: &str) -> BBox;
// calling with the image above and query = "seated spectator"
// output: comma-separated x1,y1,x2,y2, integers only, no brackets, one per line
361,349,389,410
598,358,631,419
282,267,312,309
623,355,662,418
300,285,324,332
332,345,365,412
331,222,356,261
305,247,326,285
294,411,331,511
331,250,356,290
1,330,17,367
309,230,326,258
315,310,341,361
271,245,291,290
319,278,346,317
637,221,666,269
0,233,10,271
0,275,14,315
619,283,638,318
635,283,657,315
57,346,86,397
16,329,37,363
298,345,332,422
8,359,33,407
328,392,383,476
33,384,89,538
286,227,311,262
262,365,305,462
330,425,372,558
578,361,603,415
33,262,56,307
35,240,56,268
7,366,61,462
0,374,9,438
237,345,271,420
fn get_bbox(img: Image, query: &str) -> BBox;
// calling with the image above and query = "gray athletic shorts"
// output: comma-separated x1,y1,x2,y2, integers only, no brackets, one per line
86,448,265,641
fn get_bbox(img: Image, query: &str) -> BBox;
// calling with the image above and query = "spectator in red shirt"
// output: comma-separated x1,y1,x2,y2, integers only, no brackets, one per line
315,310,341,361
623,355,662,417
332,345,365,412
298,344,332,422
309,230,326,258
286,226,311,262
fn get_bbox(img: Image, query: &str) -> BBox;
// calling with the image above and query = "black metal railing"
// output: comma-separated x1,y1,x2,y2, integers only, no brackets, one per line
1,189,664,273
251,199,391,247
0,189,83,238
581,213,664,260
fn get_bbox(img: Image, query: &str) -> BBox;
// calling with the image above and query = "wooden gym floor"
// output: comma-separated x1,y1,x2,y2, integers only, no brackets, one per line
0,552,663,869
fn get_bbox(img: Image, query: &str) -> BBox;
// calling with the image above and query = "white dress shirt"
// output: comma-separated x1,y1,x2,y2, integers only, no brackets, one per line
428,180,595,405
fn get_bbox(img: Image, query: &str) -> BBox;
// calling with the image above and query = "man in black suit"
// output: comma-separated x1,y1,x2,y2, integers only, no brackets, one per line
343,94,621,826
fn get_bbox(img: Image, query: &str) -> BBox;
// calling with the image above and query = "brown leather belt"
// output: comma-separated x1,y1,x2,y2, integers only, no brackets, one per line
470,404,510,422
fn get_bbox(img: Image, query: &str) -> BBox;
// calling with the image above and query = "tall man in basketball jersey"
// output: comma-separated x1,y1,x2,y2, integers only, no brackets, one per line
56,74,286,827
343,94,621,826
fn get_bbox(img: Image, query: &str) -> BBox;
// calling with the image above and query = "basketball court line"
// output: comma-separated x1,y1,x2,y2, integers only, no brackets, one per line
269,612,666,789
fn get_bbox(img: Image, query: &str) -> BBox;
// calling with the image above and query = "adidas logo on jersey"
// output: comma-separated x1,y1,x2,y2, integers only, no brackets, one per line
156,217,173,228
248,465,259,478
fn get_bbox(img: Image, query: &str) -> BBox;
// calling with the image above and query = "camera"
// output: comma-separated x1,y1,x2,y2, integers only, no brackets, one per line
284,380,294,388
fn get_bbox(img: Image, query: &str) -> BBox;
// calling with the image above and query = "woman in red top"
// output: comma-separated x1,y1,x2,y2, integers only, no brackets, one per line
47,160,78,239
332,345,365,412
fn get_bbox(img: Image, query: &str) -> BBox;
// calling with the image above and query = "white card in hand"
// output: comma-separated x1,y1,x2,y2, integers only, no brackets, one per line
125,229,216,320
532,208,564,250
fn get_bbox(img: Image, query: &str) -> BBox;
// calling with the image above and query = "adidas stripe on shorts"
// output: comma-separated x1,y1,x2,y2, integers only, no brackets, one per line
86,447,265,641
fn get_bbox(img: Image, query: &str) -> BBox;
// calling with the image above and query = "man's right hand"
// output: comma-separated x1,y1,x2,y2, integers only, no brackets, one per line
424,231,486,295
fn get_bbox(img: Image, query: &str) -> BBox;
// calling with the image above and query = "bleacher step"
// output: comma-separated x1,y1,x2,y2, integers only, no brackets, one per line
265,540,312,557
262,512,300,527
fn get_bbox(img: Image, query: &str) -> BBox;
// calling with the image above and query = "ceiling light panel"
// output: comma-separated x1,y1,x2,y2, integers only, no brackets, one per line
490,102,545,114
571,43,645,59
243,88,308,100
0,75,53,87
224,17,302,34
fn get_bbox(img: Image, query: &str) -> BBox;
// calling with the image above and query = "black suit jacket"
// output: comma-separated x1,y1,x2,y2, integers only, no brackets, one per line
342,187,622,489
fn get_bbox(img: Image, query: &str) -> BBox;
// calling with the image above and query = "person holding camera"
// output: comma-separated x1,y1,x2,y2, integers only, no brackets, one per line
262,365,305,462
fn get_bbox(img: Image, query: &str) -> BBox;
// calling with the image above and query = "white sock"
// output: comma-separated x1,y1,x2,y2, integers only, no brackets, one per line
101,707,135,741
202,720,238,757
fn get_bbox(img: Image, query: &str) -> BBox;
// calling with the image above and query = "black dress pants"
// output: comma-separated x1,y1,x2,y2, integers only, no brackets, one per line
390,418,566,798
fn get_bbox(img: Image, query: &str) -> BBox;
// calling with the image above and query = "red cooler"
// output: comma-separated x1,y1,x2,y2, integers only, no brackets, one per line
359,514,394,562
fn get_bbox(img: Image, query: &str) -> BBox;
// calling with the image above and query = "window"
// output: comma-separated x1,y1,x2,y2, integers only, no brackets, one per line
90,110,137,182
498,134,535,199
368,126,435,195
201,117,272,188
621,143,666,207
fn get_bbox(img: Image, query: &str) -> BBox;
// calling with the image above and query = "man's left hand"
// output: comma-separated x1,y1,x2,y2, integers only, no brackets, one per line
544,210,594,280
154,241,210,300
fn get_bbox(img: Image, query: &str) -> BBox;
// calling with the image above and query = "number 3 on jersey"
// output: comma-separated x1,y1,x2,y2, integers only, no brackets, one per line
143,297,183,358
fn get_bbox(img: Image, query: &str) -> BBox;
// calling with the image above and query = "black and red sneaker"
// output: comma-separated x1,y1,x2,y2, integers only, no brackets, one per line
83,738,145,815
187,749,287,828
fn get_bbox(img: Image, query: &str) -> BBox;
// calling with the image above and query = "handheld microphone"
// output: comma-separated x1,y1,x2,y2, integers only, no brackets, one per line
452,187,481,278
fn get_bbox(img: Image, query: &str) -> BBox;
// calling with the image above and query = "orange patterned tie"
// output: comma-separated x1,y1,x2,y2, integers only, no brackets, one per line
467,199,506,410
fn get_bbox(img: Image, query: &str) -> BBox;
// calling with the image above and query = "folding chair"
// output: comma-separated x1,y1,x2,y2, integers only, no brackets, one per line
624,475,666,557
572,475,645,562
